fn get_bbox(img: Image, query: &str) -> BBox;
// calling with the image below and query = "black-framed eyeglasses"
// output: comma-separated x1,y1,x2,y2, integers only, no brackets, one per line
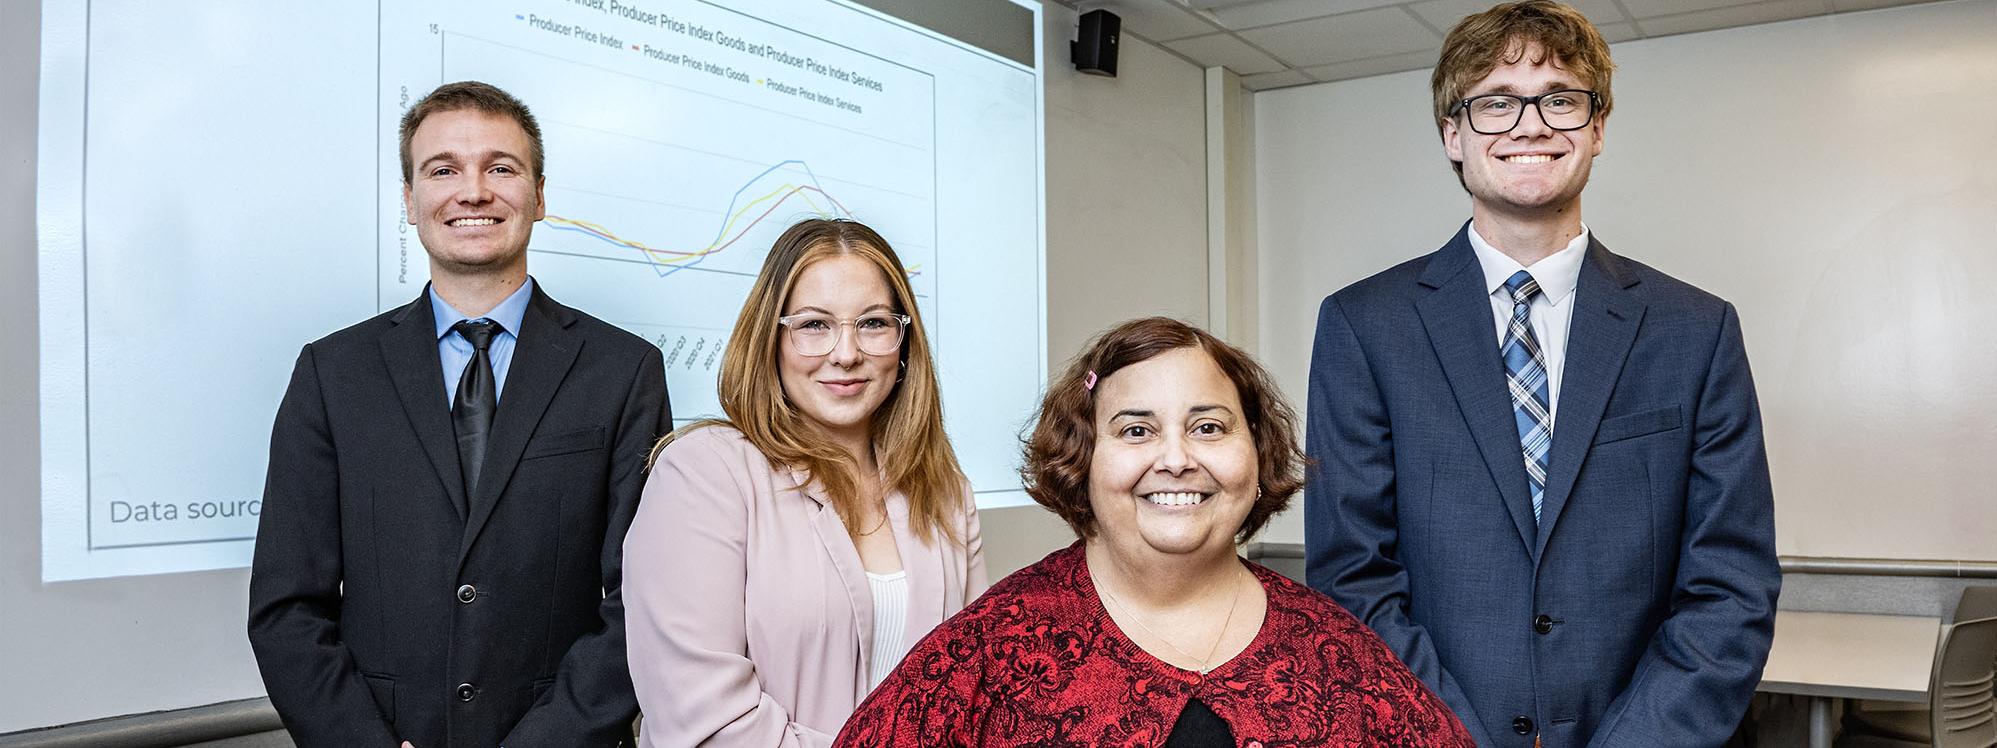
777,312,912,356
1449,89,1600,135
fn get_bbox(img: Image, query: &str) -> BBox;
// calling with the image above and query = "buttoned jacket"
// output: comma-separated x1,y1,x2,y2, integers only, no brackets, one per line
1306,225,1780,746
250,286,670,747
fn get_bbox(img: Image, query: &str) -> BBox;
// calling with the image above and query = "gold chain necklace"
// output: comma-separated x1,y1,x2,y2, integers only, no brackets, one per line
1097,569,1245,675
855,509,890,536
852,492,891,536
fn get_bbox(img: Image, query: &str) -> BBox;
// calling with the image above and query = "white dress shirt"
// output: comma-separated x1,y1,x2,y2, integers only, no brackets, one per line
1467,223,1589,424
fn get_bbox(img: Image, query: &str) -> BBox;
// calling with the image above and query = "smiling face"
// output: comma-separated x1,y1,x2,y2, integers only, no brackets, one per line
1442,43,1604,222
778,254,901,451
1087,346,1259,562
403,108,545,279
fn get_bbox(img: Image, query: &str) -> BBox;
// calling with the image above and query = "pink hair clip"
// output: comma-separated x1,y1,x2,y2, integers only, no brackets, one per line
1083,370,1099,391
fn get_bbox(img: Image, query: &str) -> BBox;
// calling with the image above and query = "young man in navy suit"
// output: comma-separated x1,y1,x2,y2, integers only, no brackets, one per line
1305,3,1779,745
249,81,669,747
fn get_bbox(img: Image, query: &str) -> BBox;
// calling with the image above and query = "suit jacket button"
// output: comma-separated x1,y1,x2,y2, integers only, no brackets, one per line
1534,614,1554,634
457,584,477,603
1513,716,1534,734
457,682,477,702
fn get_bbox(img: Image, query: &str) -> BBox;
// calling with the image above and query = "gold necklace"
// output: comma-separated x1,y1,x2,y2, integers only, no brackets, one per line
855,509,890,536
1097,568,1245,675
852,495,891,536
853,474,889,536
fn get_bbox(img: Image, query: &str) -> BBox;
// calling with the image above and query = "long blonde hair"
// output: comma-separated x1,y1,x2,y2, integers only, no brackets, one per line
654,219,965,543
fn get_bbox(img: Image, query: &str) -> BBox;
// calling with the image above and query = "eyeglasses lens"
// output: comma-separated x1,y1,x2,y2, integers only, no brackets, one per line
787,315,906,356
1467,90,1594,135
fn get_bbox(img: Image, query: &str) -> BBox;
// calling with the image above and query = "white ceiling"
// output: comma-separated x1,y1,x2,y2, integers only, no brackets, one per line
1056,0,1949,90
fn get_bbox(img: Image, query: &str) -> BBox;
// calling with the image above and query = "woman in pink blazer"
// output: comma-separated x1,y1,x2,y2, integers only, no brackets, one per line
623,219,987,746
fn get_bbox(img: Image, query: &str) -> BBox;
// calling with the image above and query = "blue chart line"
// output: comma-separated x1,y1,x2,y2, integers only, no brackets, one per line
542,159,856,279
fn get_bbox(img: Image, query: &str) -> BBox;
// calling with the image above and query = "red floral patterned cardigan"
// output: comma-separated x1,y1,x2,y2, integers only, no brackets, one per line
834,543,1473,747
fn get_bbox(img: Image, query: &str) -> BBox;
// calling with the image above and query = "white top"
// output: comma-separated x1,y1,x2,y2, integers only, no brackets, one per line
1468,222,1590,424
866,570,911,690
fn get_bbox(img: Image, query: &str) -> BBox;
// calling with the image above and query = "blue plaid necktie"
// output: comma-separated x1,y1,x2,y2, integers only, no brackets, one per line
1502,271,1552,524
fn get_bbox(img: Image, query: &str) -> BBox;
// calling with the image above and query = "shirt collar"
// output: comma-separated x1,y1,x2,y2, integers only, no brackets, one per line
430,276,535,340
1468,222,1588,307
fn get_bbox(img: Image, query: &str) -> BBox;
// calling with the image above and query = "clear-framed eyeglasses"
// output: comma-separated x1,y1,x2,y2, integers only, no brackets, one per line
1450,89,1600,135
777,312,912,357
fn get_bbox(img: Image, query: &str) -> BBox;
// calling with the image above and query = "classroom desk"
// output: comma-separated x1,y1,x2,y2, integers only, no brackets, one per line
1758,610,1941,748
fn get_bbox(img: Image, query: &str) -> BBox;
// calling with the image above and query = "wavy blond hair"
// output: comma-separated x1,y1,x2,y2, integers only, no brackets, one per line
654,219,965,543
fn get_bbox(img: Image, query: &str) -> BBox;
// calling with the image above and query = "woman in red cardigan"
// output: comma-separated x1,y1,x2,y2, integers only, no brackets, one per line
835,317,1472,747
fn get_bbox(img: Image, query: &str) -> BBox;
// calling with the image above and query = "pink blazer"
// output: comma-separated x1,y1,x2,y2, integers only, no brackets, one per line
624,426,987,747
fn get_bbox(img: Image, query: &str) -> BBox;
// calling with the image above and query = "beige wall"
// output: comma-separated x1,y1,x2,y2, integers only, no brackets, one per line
974,6,1213,577
1040,8,1210,362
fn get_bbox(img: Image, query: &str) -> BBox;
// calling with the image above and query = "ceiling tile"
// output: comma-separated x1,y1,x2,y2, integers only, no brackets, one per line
1240,68,1317,89
1163,32,1289,73
1083,0,1227,42
1638,0,1829,36
1206,0,1403,29
1828,0,1941,10
1406,0,1494,30
1408,0,1628,32
1569,0,1634,25
1595,21,1640,42
1622,0,1823,19
1238,6,1440,66
1299,48,1441,82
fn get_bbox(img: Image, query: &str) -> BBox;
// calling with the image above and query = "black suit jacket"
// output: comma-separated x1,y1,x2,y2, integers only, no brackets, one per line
249,284,669,747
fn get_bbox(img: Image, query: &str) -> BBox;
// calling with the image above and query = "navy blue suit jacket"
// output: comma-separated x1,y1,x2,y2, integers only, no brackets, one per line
1305,225,1779,747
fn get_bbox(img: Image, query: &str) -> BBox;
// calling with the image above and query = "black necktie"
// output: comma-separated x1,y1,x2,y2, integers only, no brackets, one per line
452,319,502,512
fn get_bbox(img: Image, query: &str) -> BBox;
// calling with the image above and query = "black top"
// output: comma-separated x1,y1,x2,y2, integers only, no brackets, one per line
1164,698,1234,747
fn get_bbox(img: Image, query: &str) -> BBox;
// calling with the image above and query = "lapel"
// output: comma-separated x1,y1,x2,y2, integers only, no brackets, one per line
1414,224,1539,557
1533,238,1645,559
381,290,467,522
458,286,585,562
791,466,874,694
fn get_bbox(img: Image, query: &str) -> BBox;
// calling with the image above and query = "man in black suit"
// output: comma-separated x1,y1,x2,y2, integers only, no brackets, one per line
249,81,669,747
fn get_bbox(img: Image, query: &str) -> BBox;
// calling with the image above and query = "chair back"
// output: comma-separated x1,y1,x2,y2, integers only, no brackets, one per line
1956,586,1997,624
1932,613,1997,748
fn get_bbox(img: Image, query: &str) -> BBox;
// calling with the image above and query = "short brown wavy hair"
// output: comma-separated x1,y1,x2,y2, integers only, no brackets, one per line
1021,317,1305,543
1432,2,1615,169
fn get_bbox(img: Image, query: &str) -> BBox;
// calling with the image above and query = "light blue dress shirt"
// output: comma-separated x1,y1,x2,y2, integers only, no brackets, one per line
431,277,534,407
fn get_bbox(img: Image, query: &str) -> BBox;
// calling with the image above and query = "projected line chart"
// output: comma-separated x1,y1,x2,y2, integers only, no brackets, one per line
518,112,935,291
384,1,940,422
541,158,857,279
541,157,928,284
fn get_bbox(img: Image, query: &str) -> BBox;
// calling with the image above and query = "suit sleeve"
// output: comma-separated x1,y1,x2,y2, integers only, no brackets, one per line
505,346,669,746
247,344,401,747
1588,302,1780,747
962,480,990,600
624,432,835,748
1304,296,1497,746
